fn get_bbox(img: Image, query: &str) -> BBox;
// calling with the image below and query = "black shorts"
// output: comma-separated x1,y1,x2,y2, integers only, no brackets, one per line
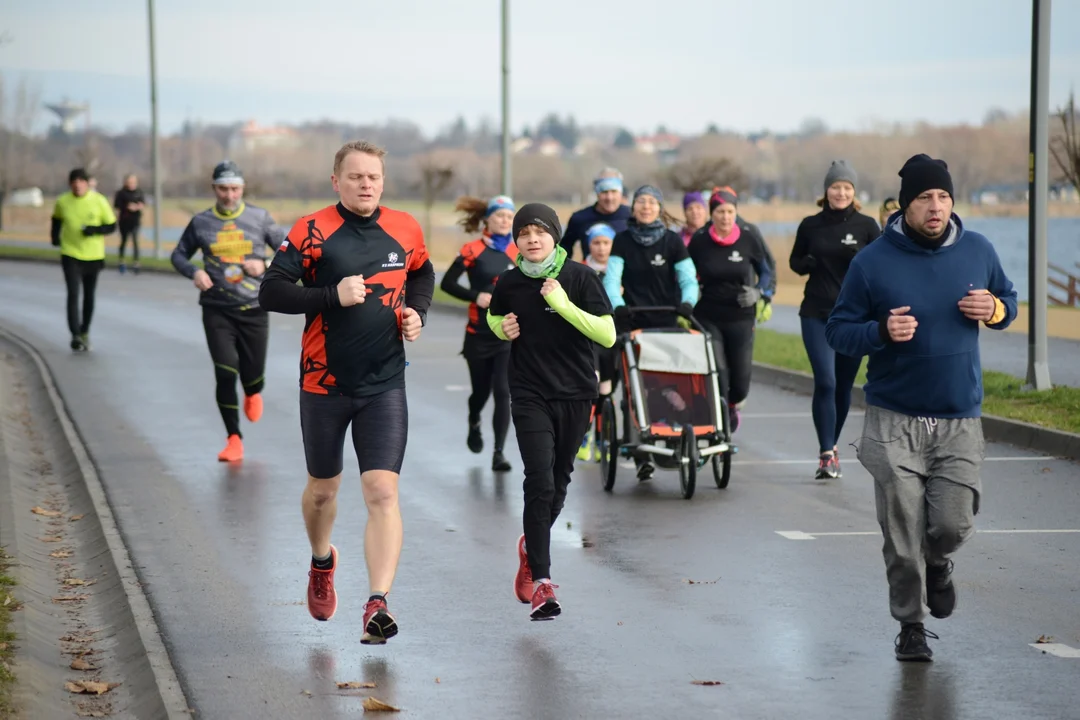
299,387,409,478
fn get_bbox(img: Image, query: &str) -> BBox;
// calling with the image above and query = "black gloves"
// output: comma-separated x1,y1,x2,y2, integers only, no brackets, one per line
614,305,631,333
677,302,695,320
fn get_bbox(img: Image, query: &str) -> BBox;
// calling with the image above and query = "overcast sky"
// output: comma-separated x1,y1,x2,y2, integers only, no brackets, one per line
3,0,1079,136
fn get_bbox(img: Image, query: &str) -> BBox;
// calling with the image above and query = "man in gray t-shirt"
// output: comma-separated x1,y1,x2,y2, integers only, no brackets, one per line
171,160,286,462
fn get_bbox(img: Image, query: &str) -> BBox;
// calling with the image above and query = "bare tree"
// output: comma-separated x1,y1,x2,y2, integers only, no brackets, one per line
0,73,43,230
1051,90,1080,193
666,157,748,195
416,153,455,241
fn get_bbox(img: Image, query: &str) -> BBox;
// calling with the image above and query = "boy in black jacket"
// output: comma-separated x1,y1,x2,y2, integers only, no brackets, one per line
487,203,616,619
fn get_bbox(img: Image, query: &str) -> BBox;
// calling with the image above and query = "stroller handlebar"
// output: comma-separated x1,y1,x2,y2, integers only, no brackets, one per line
621,305,708,334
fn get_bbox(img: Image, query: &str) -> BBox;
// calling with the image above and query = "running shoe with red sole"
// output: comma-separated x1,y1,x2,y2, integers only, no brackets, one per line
361,597,398,645
307,545,338,621
514,534,532,603
530,582,561,620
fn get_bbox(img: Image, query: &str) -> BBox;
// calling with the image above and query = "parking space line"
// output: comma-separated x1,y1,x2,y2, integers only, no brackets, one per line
777,529,1080,540
1028,643,1080,659
738,456,1053,466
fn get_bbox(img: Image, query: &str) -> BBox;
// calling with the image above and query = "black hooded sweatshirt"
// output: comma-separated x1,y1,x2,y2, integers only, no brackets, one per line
789,204,880,320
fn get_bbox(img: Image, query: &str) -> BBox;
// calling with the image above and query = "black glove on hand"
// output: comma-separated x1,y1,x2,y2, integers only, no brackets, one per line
677,302,695,320
614,305,631,333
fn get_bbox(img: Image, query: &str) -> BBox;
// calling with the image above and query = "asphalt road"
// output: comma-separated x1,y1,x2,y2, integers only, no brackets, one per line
1,260,1079,720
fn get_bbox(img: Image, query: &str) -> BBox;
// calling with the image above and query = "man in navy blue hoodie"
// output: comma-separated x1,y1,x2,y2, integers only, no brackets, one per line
559,168,631,261
825,154,1017,662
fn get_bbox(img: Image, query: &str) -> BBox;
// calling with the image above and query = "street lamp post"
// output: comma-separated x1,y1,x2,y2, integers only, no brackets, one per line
500,0,511,197
147,0,163,260
1025,0,1052,390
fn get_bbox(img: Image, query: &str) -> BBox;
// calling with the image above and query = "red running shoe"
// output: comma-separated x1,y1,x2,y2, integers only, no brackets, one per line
530,582,561,620
307,545,338,621
514,535,532,604
361,596,399,645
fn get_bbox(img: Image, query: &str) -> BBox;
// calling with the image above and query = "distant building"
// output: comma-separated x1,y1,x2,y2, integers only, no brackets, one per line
227,120,301,154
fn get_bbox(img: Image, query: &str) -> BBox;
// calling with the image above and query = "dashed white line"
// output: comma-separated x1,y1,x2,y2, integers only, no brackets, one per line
444,385,467,391
1028,643,1080,658
777,529,1080,540
738,456,1054,466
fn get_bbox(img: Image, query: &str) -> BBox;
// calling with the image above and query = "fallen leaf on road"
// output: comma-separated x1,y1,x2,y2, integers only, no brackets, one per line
3,595,10,606
617,621,624,626
435,677,440,683
65,680,121,695
0,643,6,650
301,689,312,697
40,536,64,543
336,681,376,689
566,521,572,529
683,578,719,585
60,634,96,643
53,595,89,603
1041,467,1052,473
691,680,724,686
70,657,96,671
50,550,73,558
362,697,401,712
75,708,109,718
31,506,63,517
1036,635,1055,644
70,514,85,522
64,579,95,587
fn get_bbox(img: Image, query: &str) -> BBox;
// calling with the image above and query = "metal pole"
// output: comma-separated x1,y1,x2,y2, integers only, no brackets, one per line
148,0,163,260
500,0,511,196
1025,0,1052,390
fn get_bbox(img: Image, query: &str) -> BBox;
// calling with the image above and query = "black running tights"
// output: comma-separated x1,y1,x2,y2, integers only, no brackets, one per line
466,350,511,452
61,255,103,336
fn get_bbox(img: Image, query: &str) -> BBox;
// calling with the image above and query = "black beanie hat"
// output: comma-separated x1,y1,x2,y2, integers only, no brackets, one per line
512,202,563,243
898,154,954,210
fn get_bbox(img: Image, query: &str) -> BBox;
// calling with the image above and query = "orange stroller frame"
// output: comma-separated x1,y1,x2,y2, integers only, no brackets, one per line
597,306,735,499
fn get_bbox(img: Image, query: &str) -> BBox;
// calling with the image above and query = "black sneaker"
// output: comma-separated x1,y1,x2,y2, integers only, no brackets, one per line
70,335,87,352
894,623,938,662
467,421,483,454
926,560,957,619
492,450,511,472
636,460,655,482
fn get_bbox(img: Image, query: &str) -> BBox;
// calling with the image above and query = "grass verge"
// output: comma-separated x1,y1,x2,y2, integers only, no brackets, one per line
0,547,16,717
0,244,194,273
754,328,1080,434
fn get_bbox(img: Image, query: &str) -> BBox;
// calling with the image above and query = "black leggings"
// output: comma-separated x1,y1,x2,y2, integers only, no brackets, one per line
119,224,140,261
512,396,592,580
700,317,755,406
61,255,103,336
202,306,269,438
466,350,511,452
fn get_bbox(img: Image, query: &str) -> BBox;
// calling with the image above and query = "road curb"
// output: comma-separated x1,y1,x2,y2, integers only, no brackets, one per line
431,300,1080,463
0,326,192,719
0,250,180,276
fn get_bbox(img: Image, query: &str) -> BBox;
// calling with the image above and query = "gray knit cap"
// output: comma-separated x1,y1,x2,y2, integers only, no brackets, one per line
824,160,858,193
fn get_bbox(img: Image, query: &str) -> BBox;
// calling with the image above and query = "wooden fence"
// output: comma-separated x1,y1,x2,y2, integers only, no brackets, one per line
1048,262,1080,307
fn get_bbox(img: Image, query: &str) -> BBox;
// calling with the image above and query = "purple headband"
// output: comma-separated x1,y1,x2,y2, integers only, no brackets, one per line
682,191,706,209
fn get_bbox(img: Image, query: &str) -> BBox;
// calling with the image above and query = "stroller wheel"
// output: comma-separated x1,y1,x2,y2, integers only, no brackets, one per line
679,426,697,500
599,396,618,492
713,451,732,489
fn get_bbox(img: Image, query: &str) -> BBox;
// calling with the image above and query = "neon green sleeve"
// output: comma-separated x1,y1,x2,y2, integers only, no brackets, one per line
486,312,510,341
544,287,616,348
98,193,117,224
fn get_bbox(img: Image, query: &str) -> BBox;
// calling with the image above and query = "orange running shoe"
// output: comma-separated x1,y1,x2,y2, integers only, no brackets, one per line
514,535,532,603
307,545,338,621
361,596,398,645
217,434,243,462
244,393,263,423
530,582,561,620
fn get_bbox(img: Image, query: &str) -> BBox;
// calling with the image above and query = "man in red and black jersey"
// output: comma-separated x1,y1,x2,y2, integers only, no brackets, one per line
259,140,435,645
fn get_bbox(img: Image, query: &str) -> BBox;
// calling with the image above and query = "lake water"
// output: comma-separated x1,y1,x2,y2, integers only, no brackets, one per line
148,216,1080,302
755,216,1080,302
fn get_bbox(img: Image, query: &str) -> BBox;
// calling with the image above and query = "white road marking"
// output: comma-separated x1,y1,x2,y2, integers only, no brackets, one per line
777,529,1080,540
738,456,1053,466
741,412,865,419
444,385,467,391
1028,643,1080,658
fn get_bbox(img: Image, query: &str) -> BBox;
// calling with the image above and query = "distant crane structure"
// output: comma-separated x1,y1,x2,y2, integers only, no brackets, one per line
44,99,90,134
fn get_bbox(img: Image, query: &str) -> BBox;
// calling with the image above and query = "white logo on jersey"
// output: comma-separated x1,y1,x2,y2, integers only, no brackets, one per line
382,251,406,269
388,252,399,264
841,233,857,246
728,250,743,262
650,253,667,267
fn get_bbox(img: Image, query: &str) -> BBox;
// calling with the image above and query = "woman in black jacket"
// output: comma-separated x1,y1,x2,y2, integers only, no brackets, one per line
789,161,880,480
440,195,519,472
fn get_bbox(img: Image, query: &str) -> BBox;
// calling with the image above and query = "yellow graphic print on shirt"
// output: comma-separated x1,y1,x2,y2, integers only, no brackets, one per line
210,222,254,284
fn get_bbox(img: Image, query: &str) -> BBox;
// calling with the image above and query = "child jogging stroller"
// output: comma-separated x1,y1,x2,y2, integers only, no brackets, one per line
596,306,735,500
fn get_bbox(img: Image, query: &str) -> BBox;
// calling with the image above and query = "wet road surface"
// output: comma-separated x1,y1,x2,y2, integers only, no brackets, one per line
2,260,1079,720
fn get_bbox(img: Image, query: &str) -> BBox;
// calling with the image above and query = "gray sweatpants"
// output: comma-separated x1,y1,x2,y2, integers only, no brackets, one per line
856,405,984,624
